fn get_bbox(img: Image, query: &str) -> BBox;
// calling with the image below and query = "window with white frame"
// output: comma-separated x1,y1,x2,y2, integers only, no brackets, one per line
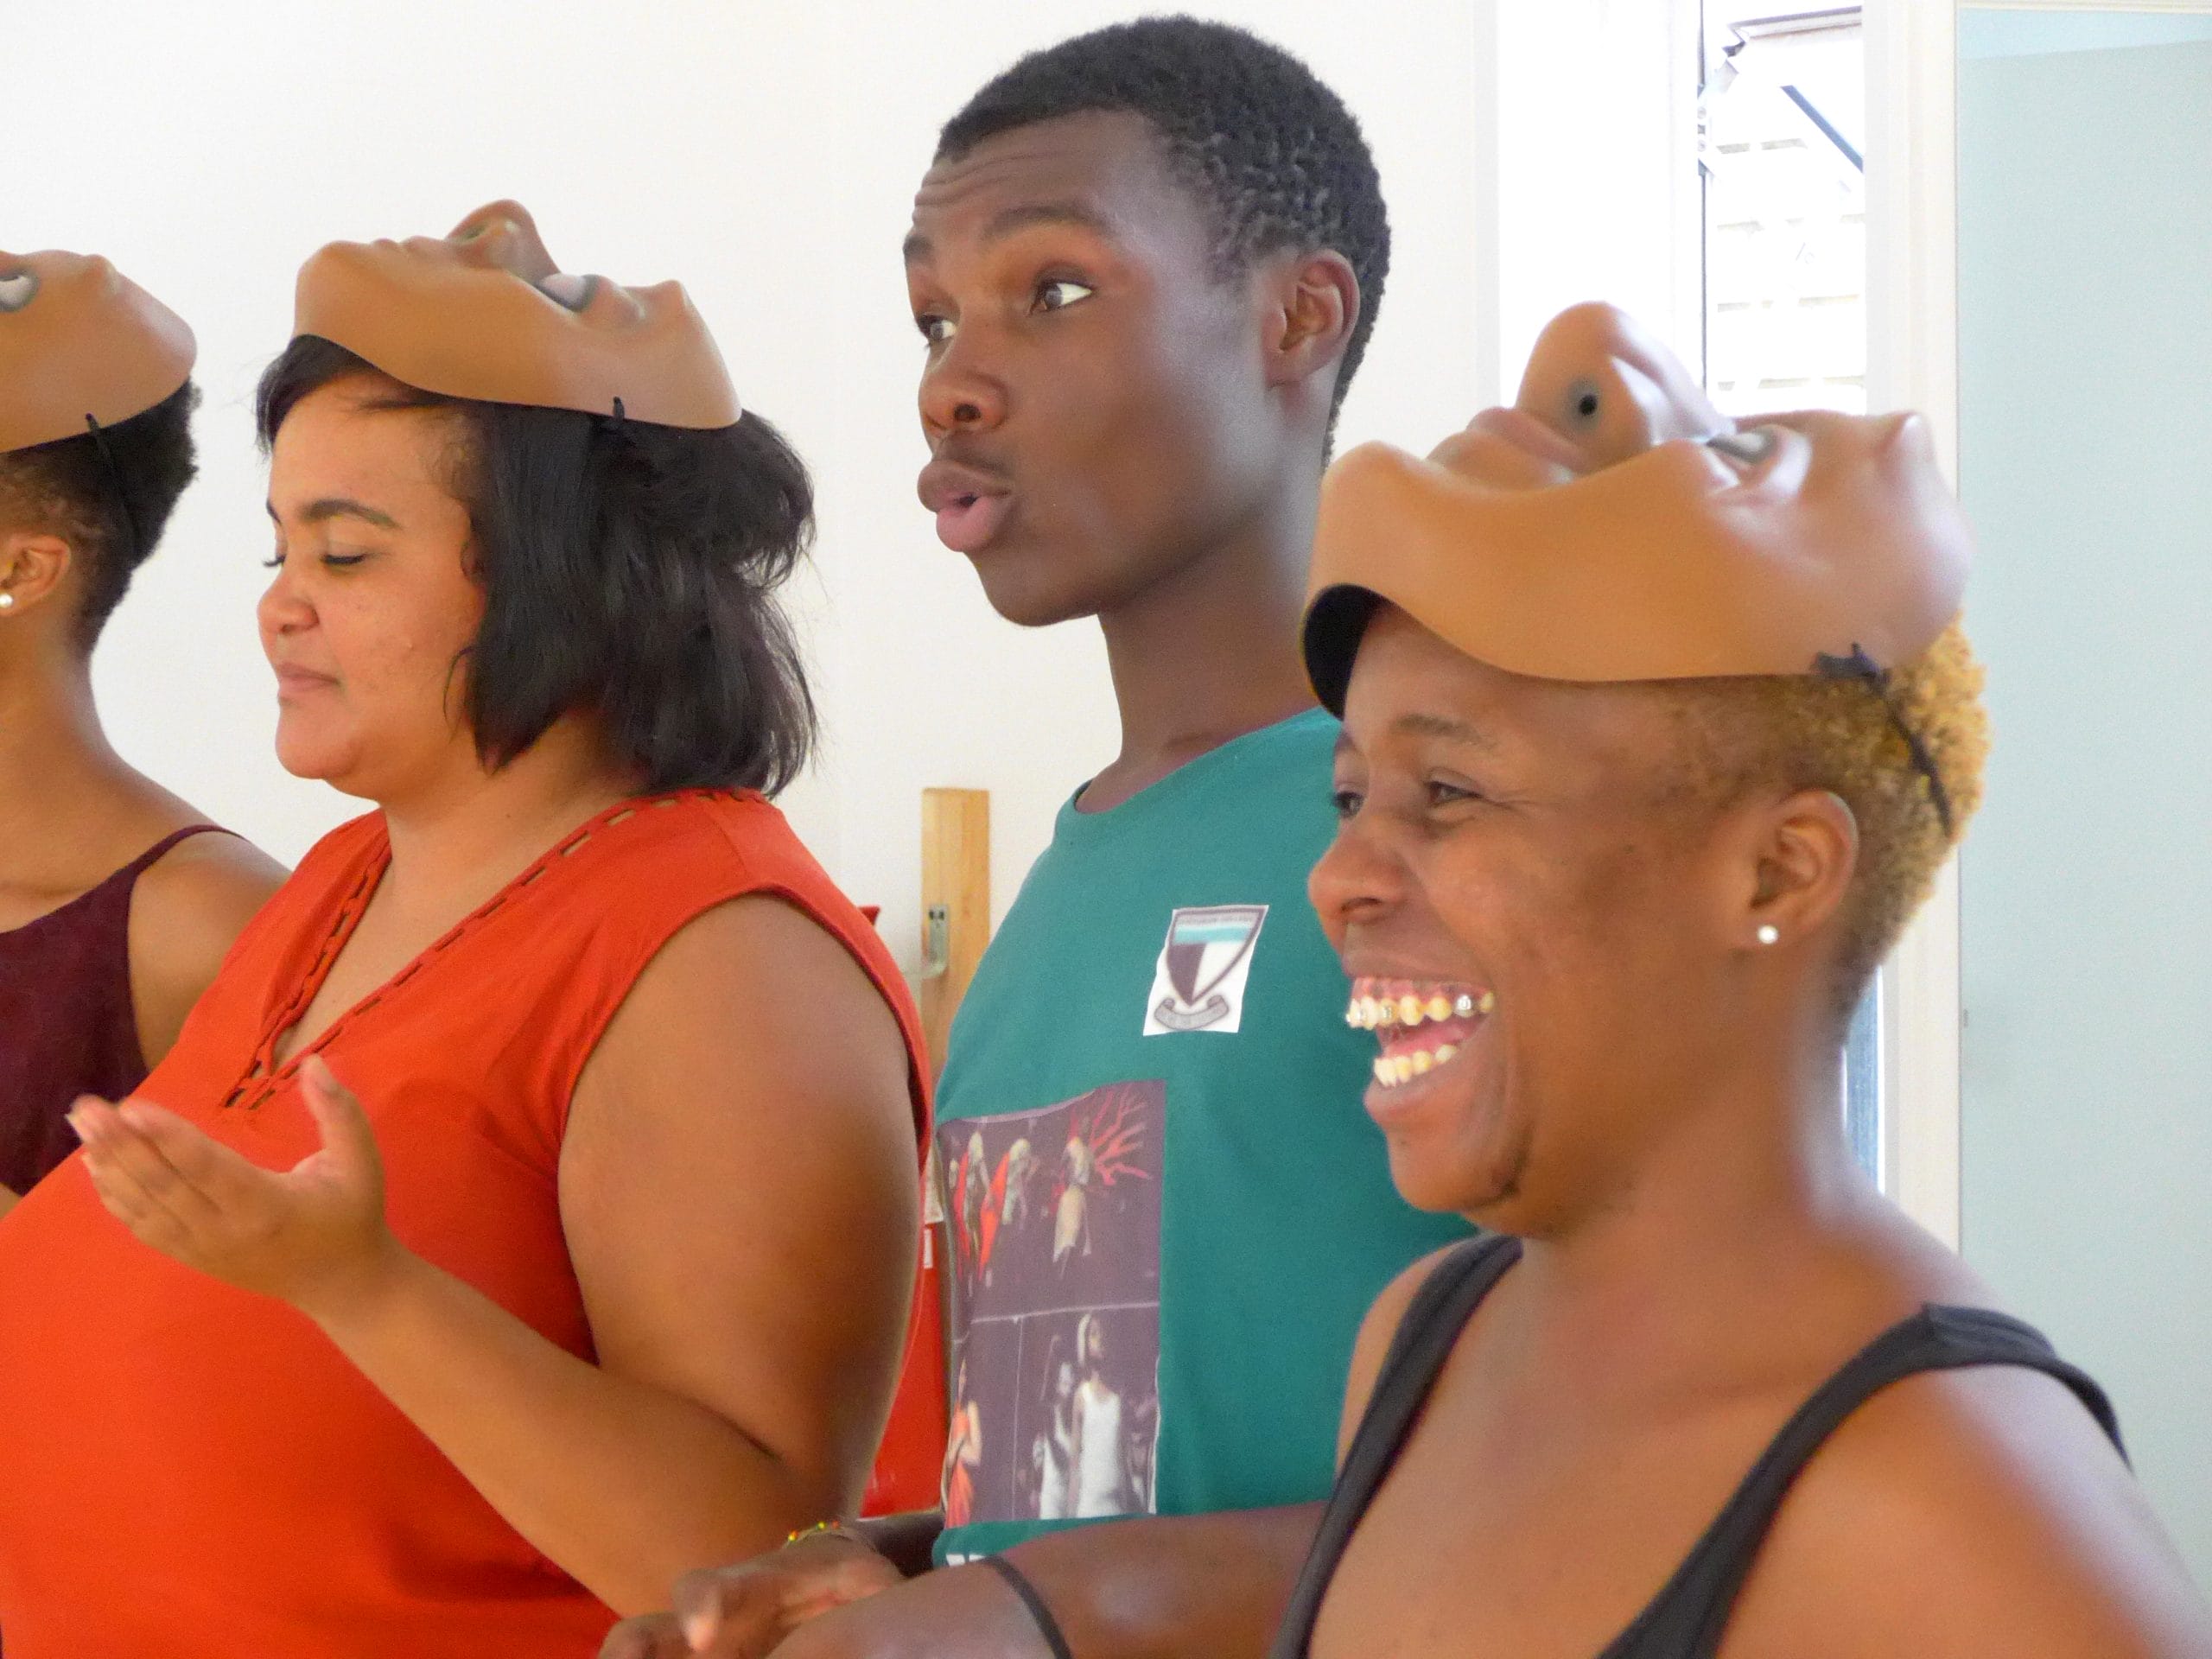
1702,6,1869,415
1698,3,1883,1179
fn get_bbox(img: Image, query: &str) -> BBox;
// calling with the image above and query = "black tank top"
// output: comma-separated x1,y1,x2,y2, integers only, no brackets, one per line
1271,1235,2124,1659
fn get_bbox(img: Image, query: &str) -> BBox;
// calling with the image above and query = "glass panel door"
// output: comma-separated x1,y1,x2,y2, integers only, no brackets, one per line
1956,4,2212,1586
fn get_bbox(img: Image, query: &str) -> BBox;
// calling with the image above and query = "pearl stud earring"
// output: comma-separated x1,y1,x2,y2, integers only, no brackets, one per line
1757,925,1780,946
0,592,15,610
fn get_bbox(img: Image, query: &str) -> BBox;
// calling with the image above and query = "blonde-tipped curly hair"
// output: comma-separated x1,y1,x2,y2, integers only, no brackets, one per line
1662,620,1989,1016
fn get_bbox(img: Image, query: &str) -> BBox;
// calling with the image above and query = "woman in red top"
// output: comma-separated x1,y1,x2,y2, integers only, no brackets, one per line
0,204,928,1655
0,247,284,1214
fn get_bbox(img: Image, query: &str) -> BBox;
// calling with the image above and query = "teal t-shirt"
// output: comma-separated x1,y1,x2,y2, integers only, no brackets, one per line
931,709,1471,1564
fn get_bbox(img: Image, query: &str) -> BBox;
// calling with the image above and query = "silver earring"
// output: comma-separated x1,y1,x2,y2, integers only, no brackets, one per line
1757,925,1780,946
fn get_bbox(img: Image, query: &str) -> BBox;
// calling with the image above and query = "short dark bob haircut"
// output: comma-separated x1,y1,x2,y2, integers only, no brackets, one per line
255,335,816,797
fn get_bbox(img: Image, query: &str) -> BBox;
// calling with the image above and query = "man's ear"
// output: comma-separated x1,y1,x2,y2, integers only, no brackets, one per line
1738,787,1860,951
1262,249,1359,395
0,528,76,617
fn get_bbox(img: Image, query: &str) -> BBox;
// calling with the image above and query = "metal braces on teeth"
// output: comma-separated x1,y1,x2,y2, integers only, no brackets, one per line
1344,989,1496,1030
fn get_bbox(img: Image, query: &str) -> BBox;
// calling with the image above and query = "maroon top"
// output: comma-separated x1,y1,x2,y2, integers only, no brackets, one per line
0,827,228,1194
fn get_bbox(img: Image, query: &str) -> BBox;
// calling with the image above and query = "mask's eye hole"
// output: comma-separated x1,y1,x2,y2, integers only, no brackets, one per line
1707,428,1777,465
1567,380,1602,424
539,272,594,310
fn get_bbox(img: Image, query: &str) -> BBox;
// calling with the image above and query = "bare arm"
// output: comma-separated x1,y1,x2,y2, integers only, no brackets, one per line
604,1504,1325,1659
813,1505,1325,1659
994,1503,1325,1659
601,1231,1458,1657
77,895,919,1617
1737,1363,2212,1656
333,896,917,1611
127,830,288,1064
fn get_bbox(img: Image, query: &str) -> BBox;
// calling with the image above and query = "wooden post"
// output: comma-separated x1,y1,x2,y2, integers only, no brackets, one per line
918,787,990,1077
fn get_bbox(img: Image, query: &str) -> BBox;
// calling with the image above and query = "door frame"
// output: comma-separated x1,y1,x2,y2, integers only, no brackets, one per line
1865,0,1963,1244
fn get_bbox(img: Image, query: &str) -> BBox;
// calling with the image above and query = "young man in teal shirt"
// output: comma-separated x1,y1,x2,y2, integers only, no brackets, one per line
607,20,1465,1656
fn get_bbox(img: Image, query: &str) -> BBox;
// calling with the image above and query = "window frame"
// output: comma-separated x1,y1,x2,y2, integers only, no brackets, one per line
1860,0,1963,1245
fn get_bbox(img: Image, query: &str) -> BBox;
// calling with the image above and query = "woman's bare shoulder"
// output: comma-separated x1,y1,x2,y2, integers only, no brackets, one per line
1730,1355,2211,1657
128,830,290,1064
580,893,905,1085
564,891,914,1178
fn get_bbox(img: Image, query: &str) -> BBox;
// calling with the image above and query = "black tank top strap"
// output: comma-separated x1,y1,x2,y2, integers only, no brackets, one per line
1269,1233,1522,1659
1600,1303,2126,1658
1270,1269,2124,1659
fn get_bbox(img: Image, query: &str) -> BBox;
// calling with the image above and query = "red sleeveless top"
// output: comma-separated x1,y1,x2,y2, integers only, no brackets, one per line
0,791,928,1656
0,826,226,1194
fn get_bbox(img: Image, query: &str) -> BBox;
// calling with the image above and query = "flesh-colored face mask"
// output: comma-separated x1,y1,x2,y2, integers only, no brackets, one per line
292,199,741,429
1303,302,1973,707
0,250,195,454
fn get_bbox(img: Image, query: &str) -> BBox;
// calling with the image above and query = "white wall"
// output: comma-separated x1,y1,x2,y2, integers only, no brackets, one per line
8,1,1688,972
1486,0,1701,401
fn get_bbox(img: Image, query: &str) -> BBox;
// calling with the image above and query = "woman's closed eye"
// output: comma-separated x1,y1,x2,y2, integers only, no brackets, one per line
261,548,370,571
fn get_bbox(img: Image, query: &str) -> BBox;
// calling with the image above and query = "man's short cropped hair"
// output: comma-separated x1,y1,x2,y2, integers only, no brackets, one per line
938,16,1390,420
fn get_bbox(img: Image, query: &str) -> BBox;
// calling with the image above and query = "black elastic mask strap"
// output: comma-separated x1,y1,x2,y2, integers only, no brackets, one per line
81,413,143,570
594,396,636,459
1814,645,1955,837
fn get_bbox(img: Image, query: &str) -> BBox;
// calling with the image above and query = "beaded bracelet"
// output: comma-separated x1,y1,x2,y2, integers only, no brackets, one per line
784,1519,860,1548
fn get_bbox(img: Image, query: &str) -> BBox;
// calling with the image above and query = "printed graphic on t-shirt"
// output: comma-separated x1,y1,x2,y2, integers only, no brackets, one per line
1141,905,1268,1035
938,1082,1164,1528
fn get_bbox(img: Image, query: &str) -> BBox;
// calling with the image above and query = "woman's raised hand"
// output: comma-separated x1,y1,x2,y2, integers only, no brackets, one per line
69,1056,404,1320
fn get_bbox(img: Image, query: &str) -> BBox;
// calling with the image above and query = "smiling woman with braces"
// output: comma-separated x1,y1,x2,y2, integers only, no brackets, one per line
1272,302,2209,1659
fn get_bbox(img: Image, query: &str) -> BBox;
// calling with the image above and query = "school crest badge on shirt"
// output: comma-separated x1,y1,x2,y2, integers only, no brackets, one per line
1142,905,1268,1034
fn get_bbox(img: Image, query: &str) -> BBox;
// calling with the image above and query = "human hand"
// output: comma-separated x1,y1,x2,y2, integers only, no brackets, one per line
70,1055,404,1320
599,1532,904,1659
